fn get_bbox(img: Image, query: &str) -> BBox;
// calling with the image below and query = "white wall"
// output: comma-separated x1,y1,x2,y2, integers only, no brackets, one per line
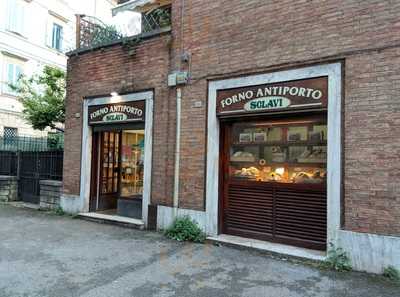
0,0,116,136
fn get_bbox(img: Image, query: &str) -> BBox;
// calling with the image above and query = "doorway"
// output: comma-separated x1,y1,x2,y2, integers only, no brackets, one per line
90,125,145,219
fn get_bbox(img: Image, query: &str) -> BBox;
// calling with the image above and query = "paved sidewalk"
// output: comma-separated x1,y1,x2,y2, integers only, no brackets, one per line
0,204,398,297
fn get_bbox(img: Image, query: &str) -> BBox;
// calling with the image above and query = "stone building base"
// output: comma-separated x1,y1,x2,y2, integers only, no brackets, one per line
39,180,62,210
0,176,18,202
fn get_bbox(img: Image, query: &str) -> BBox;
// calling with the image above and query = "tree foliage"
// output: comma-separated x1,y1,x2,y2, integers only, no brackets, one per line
10,66,65,132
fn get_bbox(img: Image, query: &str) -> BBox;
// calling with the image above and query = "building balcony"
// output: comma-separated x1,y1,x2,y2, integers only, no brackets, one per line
72,0,171,54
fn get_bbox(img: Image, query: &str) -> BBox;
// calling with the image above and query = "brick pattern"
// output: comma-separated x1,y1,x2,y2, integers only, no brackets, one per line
64,0,400,235
344,48,400,235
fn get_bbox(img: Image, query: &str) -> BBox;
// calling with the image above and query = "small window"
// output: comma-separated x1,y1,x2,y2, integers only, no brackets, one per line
51,23,63,51
7,0,26,35
3,59,23,96
4,127,18,138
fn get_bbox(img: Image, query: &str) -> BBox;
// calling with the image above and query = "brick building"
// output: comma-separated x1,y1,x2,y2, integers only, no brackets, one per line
63,0,400,273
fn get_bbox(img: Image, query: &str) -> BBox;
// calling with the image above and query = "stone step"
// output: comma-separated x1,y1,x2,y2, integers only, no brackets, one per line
77,212,145,230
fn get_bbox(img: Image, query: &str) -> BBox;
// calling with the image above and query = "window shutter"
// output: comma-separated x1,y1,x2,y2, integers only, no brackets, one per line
15,65,22,81
7,0,16,31
6,63,14,93
6,0,25,35
18,1,26,36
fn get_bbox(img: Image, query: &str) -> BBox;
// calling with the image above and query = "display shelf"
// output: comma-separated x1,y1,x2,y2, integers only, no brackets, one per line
232,141,327,147
230,161,326,167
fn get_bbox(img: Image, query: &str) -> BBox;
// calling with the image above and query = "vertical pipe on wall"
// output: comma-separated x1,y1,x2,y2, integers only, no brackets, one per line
173,88,182,211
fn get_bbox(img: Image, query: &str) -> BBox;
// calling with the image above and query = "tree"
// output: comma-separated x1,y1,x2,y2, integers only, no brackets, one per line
10,66,65,132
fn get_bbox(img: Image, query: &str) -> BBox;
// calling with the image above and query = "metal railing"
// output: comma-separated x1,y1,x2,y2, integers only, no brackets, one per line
75,6,171,50
0,135,64,152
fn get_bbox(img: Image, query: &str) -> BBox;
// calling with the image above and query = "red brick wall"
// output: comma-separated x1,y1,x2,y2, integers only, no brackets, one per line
64,0,400,236
63,34,176,206
344,48,400,235
172,0,400,235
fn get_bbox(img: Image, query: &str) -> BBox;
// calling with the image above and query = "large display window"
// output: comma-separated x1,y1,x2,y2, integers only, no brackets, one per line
228,116,327,184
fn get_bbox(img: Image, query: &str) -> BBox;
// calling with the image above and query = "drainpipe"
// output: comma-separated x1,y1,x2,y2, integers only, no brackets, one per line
173,88,182,214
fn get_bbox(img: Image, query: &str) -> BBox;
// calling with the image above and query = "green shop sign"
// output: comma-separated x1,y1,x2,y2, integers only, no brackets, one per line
244,97,291,111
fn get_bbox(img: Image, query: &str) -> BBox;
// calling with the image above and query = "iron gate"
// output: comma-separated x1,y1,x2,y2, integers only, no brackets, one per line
18,151,63,204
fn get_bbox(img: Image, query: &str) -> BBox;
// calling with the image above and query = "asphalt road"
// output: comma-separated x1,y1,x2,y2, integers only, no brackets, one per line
0,203,399,297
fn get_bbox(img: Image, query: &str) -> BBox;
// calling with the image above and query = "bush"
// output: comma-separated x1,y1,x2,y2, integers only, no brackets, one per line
383,266,400,282
320,244,352,272
164,216,206,243
54,206,65,216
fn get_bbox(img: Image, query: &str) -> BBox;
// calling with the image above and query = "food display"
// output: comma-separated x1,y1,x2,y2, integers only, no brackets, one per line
234,167,260,180
231,151,256,162
229,119,327,184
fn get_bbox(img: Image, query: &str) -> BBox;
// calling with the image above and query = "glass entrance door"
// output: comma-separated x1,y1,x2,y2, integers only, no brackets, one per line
98,131,120,211
90,126,145,218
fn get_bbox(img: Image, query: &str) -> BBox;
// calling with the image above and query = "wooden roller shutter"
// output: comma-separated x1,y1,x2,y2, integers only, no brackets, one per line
223,180,327,250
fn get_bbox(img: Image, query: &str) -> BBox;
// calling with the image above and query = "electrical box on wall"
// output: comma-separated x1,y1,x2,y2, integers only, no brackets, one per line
168,72,188,87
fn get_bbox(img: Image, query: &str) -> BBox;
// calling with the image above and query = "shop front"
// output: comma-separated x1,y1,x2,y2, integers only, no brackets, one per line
206,63,342,252
78,91,153,222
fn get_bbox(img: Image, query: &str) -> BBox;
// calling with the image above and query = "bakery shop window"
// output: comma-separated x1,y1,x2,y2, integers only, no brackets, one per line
228,116,327,184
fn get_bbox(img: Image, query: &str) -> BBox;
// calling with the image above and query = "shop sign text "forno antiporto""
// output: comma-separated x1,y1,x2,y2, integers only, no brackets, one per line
88,100,145,125
216,77,328,115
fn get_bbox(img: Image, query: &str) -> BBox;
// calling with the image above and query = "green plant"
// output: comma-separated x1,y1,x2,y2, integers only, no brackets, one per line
10,66,65,132
164,216,206,243
320,244,352,272
383,266,400,281
54,206,65,216
91,24,122,46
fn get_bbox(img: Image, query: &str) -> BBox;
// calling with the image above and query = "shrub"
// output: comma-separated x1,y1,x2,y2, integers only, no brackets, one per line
320,244,352,272
383,266,400,282
164,216,206,243
54,206,65,216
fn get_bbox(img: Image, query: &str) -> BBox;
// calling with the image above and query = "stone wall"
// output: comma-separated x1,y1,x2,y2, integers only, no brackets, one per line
0,176,18,202
39,180,62,210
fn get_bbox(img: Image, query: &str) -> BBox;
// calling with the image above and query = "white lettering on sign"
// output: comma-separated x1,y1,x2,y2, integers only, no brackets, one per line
220,86,323,109
244,97,291,111
90,107,109,120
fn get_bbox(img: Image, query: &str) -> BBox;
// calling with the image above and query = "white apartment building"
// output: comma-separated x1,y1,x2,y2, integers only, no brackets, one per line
0,0,117,137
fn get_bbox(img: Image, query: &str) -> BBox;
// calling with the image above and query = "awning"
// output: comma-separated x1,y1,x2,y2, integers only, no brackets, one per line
112,0,171,16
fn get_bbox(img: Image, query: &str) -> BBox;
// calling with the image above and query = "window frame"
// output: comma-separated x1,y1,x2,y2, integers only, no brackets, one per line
1,55,25,97
3,127,18,138
6,0,26,37
51,23,63,52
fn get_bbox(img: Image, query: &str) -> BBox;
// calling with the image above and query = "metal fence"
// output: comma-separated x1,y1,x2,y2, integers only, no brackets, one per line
0,135,64,152
0,151,18,175
76,5,171,50
0,150,63,204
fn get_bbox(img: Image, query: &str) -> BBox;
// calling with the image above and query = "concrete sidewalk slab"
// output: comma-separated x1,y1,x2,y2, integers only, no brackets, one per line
0,204,399,297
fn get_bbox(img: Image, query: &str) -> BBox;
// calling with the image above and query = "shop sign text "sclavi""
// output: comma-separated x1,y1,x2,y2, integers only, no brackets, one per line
244,97,291,111
102,112,128,122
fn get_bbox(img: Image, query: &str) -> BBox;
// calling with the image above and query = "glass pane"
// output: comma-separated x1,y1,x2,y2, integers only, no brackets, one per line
228,118,327,184
287,126,308,141
120,130,145,198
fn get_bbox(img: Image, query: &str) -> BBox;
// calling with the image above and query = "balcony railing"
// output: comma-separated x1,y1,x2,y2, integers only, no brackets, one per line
75,5,171,51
